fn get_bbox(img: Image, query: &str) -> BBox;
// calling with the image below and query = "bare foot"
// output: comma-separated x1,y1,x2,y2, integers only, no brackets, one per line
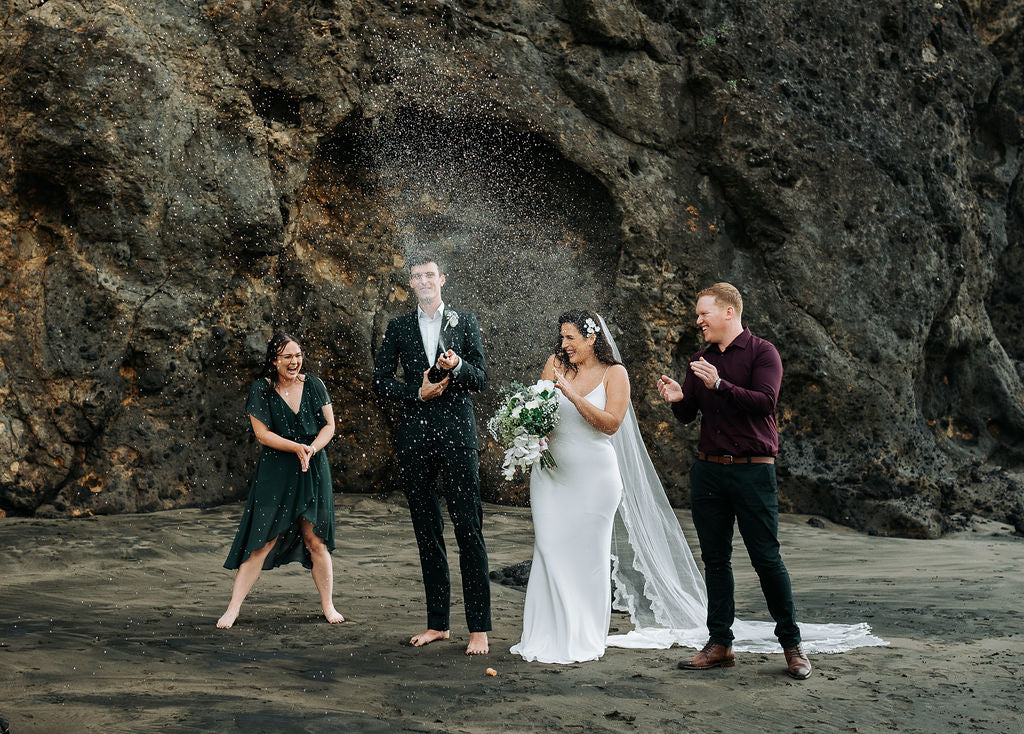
465,631,489,655
216,609,239,629
324,607,345,624
409,629,450,647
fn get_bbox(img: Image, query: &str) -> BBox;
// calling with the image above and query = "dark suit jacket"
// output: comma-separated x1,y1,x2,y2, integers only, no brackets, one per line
372,307,488,452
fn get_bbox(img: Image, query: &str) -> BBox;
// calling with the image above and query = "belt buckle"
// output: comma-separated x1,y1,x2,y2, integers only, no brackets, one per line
721,454,734,465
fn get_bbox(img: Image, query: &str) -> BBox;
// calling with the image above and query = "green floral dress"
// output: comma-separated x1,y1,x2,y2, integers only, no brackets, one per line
224,375,335,570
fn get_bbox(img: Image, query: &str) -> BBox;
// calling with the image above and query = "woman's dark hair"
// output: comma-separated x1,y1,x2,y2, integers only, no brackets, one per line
554,310,620,375
261,332,302,386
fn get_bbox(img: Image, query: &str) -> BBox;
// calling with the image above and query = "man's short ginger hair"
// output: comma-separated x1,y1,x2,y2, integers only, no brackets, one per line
697,282,743,317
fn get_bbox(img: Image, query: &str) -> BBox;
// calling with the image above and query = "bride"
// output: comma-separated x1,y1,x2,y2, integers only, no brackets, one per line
511,310,886,664
510,309,629,663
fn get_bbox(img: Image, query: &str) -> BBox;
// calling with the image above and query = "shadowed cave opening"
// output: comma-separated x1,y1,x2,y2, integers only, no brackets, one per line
15,171,76,228
248,85,304,127
295,107,624,499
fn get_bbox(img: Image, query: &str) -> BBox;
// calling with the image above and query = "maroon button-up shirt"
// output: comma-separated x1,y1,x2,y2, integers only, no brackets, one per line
671,327,783,457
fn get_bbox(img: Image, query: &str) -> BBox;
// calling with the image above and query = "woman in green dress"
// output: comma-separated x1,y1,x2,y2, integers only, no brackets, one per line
217,333,344,628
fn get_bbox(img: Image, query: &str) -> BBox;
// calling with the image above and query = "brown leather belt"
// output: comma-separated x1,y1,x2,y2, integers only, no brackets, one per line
698,452,775,465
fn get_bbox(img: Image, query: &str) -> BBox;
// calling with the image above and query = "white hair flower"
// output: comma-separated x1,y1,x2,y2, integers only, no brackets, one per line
584,317,599,337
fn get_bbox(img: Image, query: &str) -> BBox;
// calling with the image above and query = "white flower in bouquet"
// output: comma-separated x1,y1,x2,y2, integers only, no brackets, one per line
529,379,556,394
487,380,560,480
500,432,549,480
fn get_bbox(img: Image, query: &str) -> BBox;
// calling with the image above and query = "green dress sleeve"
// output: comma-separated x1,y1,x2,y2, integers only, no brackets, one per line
311,375,331,409
246,379,273,426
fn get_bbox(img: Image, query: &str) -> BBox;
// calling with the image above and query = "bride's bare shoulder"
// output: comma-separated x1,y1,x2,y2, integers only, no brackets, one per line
542,354,562,379
606,363,630,385
608,362,629,378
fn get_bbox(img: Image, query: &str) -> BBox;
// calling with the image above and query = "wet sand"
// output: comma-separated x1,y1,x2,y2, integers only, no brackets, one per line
1,494,1021,733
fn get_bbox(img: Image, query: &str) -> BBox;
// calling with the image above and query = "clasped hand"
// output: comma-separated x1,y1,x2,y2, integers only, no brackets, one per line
420,368,451,401
437,349,460,371
294,442,314,472
420,350,460,401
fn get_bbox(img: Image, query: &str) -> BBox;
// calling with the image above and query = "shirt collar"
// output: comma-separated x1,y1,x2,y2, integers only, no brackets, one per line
708,327,751,354
417,301,445,322
727,327,752,350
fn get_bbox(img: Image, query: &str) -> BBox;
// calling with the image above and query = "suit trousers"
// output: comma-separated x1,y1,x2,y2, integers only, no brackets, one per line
399,444,491,633
689,459,801,649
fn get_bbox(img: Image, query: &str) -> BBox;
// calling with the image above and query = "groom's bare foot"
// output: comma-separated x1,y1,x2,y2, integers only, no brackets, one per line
465,632,489,655
324,607,345,624
410,629,450,647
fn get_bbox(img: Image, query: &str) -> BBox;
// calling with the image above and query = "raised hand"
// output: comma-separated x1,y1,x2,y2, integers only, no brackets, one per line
553,369,579,403
657,375,684,402
688,357,720,390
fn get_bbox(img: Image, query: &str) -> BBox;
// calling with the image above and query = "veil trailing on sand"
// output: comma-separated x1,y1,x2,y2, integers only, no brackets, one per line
597,315,887,653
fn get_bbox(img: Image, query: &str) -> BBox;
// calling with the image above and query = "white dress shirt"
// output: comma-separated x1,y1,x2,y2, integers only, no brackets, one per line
418,301,445,365
417,302,461,400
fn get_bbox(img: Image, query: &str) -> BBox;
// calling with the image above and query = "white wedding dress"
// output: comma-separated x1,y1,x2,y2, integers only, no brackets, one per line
510,380,623,663
511,316,888,664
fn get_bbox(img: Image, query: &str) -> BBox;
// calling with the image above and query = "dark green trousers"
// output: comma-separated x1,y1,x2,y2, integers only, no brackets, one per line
689,459,801,649
399,445,491,633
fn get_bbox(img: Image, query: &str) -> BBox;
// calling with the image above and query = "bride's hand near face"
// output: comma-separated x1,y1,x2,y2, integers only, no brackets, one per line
552,368,580,402
544,356,581,404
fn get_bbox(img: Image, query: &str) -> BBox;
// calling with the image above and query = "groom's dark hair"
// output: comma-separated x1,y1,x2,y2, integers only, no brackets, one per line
406,251,445,275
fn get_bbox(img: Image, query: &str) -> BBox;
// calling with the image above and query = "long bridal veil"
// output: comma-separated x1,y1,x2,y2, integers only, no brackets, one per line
598,315,887,653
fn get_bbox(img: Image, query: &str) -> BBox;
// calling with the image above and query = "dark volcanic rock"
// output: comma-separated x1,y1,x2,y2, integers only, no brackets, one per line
1,0,1022,537
489,560,533,589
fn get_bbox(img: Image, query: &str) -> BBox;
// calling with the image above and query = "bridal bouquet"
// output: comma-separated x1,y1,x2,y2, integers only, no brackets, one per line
487,380,560,480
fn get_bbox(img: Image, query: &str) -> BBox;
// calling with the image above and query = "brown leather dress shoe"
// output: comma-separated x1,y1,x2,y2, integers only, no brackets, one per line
677,641,736,670
784,645,812,679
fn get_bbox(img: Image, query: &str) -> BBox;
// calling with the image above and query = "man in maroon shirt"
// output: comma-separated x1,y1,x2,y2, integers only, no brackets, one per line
658,282,812,680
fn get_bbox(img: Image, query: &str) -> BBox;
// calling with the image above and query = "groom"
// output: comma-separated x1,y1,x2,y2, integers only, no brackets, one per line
372,253,491,655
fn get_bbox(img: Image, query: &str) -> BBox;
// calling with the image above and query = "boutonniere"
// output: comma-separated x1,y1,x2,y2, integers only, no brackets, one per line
445,309,459,329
